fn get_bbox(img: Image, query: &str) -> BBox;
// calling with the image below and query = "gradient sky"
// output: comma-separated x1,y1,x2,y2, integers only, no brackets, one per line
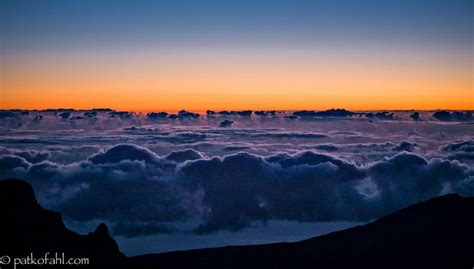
1,0,473,112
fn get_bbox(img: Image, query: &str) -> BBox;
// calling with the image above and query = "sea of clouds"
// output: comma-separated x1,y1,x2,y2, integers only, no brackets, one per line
1,108,473,253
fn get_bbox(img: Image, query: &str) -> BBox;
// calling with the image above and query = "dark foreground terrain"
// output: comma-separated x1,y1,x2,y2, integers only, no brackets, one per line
1,178,473,269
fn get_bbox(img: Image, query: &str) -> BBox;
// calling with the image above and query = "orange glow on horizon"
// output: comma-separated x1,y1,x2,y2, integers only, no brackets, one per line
1,47,472,112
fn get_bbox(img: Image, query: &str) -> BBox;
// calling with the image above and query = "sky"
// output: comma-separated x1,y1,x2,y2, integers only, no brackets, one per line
1,0,473,111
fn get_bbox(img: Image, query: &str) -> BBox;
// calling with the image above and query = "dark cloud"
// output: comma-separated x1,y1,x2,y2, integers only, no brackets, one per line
2,108,474,239
31,115,43,123
433,111,473,122
168,114,178,120
212,110,254,117
88,144,161,164
442,140,474,161
410,112,421,121
255,111,277,117
1,146,472,235
179,150,471,232
0,148,50,163
365,112,396,120
392,141,416,152
91,108,114,112
165,149,203,163
367,152,470,214
455,176,474,197
109,111,135,119
43,108,77,112
293,109,355,118
236,110,253,117
178,110,200,120
147,112,169,120
70,116,85,120
57,174,193,222
312,144,340,151
284,115,298,120
219,120,234,128
58,112,71,119
112,221,175,237
0,111,21,119
344,142,395,152
217,111,236,116
443,140,474,153
84,111,98,118
0,155,30,174
15,151,50,163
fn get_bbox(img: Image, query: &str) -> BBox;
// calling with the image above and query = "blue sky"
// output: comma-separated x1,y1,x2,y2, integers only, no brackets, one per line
1,0,472,111
2,0,472,52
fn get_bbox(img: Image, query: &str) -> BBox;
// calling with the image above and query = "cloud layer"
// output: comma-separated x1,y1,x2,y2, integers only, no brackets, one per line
1,109,473,237
1,143,472,236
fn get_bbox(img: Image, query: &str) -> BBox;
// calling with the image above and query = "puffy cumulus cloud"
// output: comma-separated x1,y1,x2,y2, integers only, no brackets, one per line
2,109,472,134
0,155,30,174
147,112,169,120
410,112,421,121
0,110,22,119
1,144,473,236
293,109,355,118
88,144,161,164
178,151,472,233
364,111,397,121
219,120,234,128
255,111,277,117
308,142,396,154
58,112,71,119
366,152,471,215
0,147,51,163
0,146,203,230
179,153,280,232
441,140,474,162
443,140,474,152
178,151,370,233
57,173,194,222
177,110,200,120
265,151,364,180
109,111,135,119
392,141,416,152
455,176,474,196
433,110,473,122
165,149,204,163
16,151,50,163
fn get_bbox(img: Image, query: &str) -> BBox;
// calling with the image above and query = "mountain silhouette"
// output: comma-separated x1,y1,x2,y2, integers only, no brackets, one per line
0,178,473,269
134,193,474,269
0,178,127,268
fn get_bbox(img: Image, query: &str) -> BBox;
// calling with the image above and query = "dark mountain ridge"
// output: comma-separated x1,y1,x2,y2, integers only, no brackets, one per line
0,178,127,268
0,178,473,269
133,192,474,268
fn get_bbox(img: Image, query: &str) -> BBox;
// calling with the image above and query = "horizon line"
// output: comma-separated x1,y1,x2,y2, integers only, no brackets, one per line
1,107,473,114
